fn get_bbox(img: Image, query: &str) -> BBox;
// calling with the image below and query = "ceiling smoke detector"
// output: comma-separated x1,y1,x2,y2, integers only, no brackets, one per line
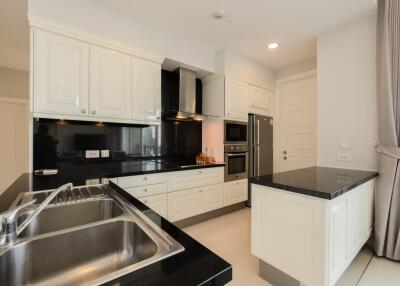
212,10,226,21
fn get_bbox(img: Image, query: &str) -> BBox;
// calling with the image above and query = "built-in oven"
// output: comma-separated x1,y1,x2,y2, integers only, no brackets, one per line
224,144,248,182
224,120,248,144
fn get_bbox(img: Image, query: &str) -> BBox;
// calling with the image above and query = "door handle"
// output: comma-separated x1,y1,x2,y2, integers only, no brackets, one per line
283,156,287,160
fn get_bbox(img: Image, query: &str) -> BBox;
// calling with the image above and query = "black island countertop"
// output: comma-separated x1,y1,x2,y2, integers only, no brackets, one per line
0,161,231,286
249,166,378,200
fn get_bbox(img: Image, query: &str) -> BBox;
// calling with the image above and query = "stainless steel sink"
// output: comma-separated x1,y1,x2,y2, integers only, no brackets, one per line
0,185,184,286
18,199,124,238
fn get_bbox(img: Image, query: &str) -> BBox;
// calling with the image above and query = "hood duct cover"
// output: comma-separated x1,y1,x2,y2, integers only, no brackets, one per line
161,68,206,121
179,68,197,115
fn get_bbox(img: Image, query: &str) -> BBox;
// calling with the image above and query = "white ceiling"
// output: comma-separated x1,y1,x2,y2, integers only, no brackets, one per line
0,0,29,70
92,0,377,69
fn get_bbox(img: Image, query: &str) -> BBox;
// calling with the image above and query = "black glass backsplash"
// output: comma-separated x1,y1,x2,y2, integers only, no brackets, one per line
161,120,202,158
33,119,202,171
33,119,161,171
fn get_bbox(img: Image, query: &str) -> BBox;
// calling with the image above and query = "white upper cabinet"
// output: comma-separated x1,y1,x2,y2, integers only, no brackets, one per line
132,57,161,122
89,46,132,119
225,78,249,121
33,30,89,115
248,85,273,116
32,28,164,124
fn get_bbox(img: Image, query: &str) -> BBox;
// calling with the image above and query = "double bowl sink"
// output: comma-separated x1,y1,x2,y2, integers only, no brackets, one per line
0,185,184,286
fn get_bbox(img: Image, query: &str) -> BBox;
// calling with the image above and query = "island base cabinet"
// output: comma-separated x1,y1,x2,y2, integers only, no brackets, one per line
251,179,375,286
167,184,224,222
251,184,327,286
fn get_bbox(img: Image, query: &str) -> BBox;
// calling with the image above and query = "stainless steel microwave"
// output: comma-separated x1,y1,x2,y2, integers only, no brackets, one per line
224,120,248,144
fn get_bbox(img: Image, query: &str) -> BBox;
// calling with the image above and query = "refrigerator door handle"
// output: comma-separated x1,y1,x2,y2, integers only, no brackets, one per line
257,145,260,176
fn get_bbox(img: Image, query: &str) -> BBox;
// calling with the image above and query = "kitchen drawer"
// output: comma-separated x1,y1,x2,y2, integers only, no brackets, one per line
138,194,167,218
117,173,167,188
168,167,224,192
124,183,167,198
224,179,248,206
167,183,224,222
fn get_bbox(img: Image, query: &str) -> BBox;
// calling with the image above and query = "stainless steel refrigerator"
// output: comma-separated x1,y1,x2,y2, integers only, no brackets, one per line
247,114,273,206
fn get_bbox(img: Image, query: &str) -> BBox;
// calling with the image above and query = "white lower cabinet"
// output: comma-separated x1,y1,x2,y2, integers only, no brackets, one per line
168,167,224,192
123,183,167,198
138,194,167,218
115,168,226,222
117,173,167,188
224,179,248,206
167,184,224,222
251,179,376,286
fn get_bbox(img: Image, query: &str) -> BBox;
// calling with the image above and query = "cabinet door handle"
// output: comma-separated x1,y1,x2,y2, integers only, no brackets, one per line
143,177,148,181
91,110,96,115
81,109,86,114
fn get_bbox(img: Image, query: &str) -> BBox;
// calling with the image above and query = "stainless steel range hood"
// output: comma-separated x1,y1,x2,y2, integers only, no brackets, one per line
162,68,206,121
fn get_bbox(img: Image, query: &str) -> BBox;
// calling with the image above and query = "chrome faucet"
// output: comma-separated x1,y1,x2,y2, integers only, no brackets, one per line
0,183,73,246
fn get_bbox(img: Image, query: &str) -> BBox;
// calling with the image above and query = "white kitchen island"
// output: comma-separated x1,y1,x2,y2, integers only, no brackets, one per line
250,167,377,286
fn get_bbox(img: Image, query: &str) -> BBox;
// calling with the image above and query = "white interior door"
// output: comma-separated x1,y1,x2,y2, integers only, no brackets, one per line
0,97,28,194
278,73,316,172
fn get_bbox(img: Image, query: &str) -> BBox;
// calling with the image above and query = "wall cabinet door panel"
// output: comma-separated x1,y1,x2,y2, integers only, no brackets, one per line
248,85,273,116
225,78,248,121
34,30,89,115
132,58,161,122
89,46,132,119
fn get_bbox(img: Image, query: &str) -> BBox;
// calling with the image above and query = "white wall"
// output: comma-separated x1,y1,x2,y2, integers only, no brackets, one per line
216,49,276,88
317,14,378,171
276,59,317,79
0,66,29,99
28,0,218,72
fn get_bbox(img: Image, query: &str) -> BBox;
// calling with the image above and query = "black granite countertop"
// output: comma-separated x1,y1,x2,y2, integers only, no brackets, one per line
249,166,378,200
0,162,231,286
0,161,225,212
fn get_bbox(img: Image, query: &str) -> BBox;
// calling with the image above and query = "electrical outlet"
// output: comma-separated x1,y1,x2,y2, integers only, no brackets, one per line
337,152,352,162
85,150,100,159
337,175,352,185
101,150,110,158
85,178,100,185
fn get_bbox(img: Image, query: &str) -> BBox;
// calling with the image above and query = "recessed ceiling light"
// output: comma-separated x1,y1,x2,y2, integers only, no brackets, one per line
268,42,279,49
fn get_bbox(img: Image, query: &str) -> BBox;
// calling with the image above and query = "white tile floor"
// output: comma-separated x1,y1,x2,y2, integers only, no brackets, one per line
184,208,400,286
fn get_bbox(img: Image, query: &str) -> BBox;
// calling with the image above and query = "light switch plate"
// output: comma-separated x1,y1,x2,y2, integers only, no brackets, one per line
85,150,100,159
337,152,352,162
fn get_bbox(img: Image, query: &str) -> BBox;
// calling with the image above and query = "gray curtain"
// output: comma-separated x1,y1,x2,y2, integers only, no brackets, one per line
375,0,400,260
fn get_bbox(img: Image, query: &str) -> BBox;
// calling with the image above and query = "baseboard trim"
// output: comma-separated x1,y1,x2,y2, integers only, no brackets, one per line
174,202,247,228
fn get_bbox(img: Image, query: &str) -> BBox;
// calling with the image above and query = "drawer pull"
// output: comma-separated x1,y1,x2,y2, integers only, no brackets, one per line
143,188,148,192
143,177,148,181
199,189,203,193
199,171,202,174
237,182,240,185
